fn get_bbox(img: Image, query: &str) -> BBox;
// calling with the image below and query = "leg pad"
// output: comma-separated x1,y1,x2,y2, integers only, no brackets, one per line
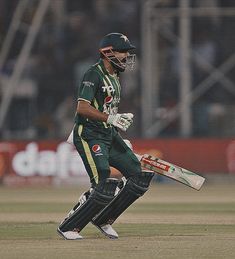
92,172,154,226
59,178,119,232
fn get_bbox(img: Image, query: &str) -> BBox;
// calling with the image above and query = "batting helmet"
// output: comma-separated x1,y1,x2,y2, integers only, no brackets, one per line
99,33,136,52
99,33,136,72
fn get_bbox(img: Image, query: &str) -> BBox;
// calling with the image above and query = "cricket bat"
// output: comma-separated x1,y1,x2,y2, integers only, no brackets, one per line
137,154,205,191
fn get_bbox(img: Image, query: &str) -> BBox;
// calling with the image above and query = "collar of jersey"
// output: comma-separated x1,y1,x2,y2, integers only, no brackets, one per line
98,59,117,78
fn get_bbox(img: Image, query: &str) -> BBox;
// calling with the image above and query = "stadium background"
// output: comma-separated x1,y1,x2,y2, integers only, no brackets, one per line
0,0,235,185
0,1,235,259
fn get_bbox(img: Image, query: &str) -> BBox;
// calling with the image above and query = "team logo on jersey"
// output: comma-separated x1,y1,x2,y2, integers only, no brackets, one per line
102,85,115,93
92,144,103,156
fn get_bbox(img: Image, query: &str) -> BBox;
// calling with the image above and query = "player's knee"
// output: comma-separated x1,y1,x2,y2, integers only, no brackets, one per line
91,178,119,205
127,172,154,197
134,171,154,188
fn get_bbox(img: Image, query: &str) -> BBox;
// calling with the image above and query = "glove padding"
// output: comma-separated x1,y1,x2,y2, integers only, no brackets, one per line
107,113,134,131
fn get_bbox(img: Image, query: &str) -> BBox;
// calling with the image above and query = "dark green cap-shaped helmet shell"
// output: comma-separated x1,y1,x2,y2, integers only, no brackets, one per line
99,33,136,52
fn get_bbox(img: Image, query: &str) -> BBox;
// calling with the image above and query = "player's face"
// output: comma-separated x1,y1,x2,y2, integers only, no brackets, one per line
113,51,129,62
103,49,135,72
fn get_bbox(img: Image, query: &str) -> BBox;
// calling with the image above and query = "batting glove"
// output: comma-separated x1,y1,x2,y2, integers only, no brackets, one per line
107,113,134,131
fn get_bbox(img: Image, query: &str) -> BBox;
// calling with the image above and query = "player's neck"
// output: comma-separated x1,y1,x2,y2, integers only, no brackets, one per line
103,59,115,75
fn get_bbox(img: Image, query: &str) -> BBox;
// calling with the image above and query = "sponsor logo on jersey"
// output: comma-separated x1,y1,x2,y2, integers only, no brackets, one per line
83,81,94,87
103,96,120,115
92,144,103,156
102,85,115,93
104,96,113,104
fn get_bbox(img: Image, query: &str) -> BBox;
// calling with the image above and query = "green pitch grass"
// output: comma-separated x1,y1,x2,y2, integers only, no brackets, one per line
0,183,235,259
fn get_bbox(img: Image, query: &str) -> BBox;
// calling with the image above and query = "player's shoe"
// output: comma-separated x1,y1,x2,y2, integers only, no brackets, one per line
91,221,118,239
90,179,125,239
57,189,91,240
57,227,83,240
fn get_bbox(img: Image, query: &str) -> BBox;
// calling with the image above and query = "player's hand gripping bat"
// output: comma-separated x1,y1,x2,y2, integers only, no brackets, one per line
136,154,205,191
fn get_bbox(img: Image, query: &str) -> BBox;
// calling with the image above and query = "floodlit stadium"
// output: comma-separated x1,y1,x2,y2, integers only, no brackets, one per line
0,1,235,258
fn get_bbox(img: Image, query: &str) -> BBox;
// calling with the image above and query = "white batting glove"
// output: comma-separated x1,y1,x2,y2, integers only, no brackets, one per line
107,113,134,131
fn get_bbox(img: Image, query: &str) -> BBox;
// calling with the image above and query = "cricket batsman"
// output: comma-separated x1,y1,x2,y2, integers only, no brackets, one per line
57,32,154,240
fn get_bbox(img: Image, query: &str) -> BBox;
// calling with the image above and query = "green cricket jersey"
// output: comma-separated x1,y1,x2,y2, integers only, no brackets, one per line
73,59,142,185
75,59,121,139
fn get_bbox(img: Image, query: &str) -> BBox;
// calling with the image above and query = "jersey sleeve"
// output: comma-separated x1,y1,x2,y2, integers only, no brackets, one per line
77,69,100,103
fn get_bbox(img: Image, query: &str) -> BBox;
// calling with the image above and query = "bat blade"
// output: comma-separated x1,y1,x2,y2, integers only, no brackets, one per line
140,155,205,191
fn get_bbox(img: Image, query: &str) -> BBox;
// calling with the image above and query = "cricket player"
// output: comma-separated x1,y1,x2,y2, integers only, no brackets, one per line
57,33,154,240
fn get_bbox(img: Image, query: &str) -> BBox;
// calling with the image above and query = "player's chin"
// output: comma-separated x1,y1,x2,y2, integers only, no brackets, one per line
119,65,126,72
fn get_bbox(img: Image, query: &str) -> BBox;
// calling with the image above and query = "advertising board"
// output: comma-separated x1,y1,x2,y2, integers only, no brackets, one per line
0,139,234,186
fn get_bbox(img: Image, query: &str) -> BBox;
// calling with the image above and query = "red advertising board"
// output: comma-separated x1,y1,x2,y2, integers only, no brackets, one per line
132,139,235,174
0,139,234,186
0,141,88,186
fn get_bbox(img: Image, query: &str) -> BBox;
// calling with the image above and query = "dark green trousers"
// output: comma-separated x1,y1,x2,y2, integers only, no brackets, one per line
73,124,141,186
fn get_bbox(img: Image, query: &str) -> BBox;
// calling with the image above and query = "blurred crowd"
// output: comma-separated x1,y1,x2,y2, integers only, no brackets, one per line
0,0,235,139
0,0,140,139
157,0,235,137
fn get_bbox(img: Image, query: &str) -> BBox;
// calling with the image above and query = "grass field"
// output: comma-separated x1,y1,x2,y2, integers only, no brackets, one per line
0,182,235,259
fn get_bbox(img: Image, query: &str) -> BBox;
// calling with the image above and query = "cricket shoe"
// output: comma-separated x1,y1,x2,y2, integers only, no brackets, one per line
91,221,118,239
57,227,83,240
